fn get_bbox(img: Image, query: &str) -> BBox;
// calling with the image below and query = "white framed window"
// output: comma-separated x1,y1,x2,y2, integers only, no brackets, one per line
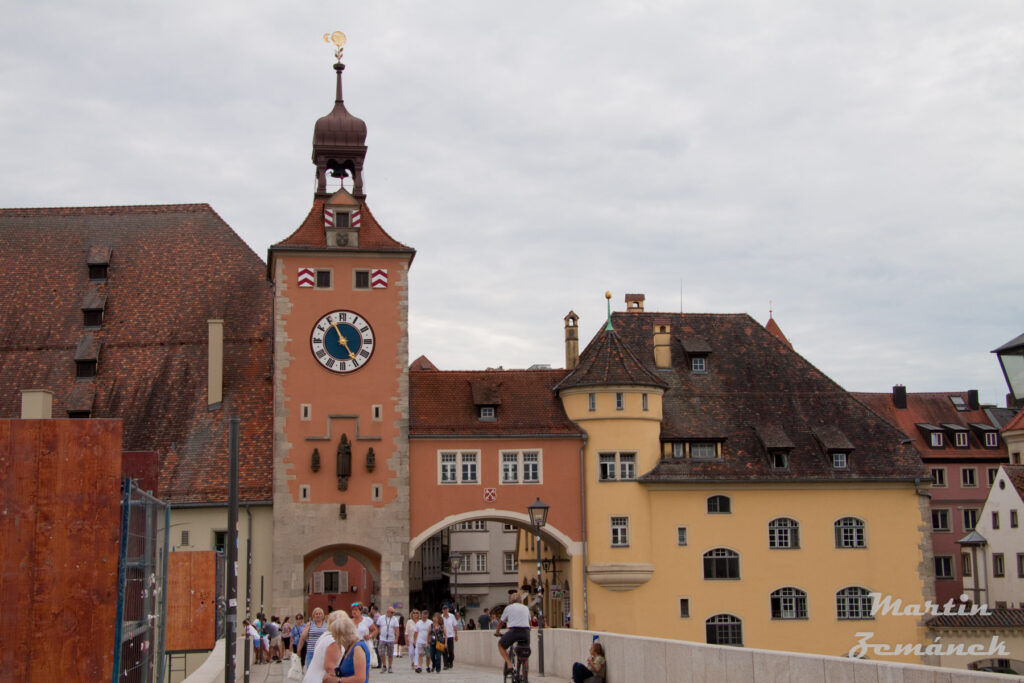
931,509,950,531
985,432,1000,448
323,570,341,593
677,526,688,546
962,508,979,531
831,452,848,469
690,442,718,459
301,403,312,421
930,432,944,448
475,553,488,573
611,516,630,547
598,452,636,481
768,518,799,549
707,495,731,514
504,552,518,573
954,431,969,448
615,392,624,410
988,468,999,486
588,393,596,411
931,467,946,487
455,520,486,531
834,517,866,548
961,467,977,487
439,451,479,484
372,404,382,421
836,587,874,620
672,442,685,458
502,523,517,532
501,450,542,484
993,553,1005,578
770,587,808,619
692,357,706,373
480,406,496,421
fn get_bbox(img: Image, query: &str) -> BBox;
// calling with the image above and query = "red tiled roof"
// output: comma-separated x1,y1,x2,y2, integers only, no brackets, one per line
764,316,792,349
1003,408,1024,432
927,608,1024,629
1004,465,1024,499
596,312,924,483
0,204,273,504
852,390,1007,461
555,328,668,391
272,195,414,254
410,369,582,437
410,355,438,371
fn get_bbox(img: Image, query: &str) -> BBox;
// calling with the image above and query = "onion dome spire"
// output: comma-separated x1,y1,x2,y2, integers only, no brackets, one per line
313,31,368,199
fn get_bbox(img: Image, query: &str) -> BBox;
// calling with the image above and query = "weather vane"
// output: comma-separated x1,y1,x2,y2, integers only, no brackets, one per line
323,31,347,63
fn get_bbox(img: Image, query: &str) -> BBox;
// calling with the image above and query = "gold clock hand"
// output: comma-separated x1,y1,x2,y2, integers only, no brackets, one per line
334,328,358,359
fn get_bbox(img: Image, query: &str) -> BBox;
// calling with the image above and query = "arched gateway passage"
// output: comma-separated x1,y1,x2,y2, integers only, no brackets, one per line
303,544,381,615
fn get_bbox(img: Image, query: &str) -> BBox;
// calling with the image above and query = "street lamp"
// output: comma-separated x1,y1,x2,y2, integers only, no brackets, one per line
527,497,549,676
449,552,462,611
993,333,1024,407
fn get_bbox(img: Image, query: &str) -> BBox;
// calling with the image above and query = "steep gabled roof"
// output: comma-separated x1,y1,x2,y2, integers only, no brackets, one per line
597,312,923,482
410,369,582,437
271,196,414,254
555,328,668,391
0,204,273,504
1003,409,1024,433
1004,465,1024,499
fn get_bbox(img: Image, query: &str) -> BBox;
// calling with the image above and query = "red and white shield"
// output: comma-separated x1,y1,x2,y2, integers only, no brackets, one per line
483,488,497,503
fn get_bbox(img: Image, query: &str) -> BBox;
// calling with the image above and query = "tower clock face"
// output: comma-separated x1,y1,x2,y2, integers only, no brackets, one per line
310,310,375,373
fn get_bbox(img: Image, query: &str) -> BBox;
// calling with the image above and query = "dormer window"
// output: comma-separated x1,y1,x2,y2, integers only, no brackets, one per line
949,395,968,411
83,309,103,327
692,357,706,373
479,406,496,421
690,442,719,459
831,452,848,469
955,432,969,448
770,451,788,470
941,424,970,448
985,432,999,448
969,423,1000,449
915,424,944,448
86,245,111,281
76,360,97,378
74,334,100,380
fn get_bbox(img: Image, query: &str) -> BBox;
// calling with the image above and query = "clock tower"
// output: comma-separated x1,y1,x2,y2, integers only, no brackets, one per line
269,38,415,616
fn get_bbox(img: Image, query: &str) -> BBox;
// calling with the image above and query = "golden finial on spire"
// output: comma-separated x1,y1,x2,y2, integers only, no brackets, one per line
769,299,774,319
323,31,347,63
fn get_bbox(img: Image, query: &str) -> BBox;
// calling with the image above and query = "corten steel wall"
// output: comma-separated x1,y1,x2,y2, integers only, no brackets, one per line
0,419,123,682
166,551,218,653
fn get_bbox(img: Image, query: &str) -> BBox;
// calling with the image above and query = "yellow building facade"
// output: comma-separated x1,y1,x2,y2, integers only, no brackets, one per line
554,297,932,663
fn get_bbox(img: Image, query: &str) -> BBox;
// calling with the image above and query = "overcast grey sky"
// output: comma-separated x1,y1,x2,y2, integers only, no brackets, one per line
2,1,1022,405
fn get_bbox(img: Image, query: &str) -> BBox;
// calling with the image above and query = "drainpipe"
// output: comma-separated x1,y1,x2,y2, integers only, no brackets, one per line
578,432,589,630
246,505,253,619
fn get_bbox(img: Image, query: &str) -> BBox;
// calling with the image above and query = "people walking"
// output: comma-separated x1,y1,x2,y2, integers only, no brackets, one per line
429,612,445,674
406,610,420,671
376,605,399,673
414,608,431,673
440,604,458,669
297,607,327,670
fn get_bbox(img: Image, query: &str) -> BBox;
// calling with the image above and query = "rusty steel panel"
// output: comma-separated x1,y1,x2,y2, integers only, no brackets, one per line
165,551,218,652
0,419,122,683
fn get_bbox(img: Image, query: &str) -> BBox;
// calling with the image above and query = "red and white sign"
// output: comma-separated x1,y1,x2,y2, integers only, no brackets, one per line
483,488,497,503
371,269,388,289
324,208,335,229
297,267,315,288
351,208,361,228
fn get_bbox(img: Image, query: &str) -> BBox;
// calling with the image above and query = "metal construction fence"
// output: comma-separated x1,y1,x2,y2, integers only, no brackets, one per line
112,478,170,683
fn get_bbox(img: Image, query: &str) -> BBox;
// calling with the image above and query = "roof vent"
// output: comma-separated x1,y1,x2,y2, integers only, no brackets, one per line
625,293,645,313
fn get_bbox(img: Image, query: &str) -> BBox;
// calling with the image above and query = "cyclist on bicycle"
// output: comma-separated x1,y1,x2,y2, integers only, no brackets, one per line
494,592,531,675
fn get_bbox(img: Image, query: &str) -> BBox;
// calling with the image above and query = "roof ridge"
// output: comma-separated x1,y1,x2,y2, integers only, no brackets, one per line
0,203,214,216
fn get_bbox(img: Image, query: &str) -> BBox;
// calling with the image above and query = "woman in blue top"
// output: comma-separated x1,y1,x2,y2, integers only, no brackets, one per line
323,611,369,683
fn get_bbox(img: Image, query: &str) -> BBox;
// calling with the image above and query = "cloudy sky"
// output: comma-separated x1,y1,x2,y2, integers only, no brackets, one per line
2,1,1022,405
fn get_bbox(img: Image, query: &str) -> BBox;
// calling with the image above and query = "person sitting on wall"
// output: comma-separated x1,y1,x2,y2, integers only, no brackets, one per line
572,641,606,683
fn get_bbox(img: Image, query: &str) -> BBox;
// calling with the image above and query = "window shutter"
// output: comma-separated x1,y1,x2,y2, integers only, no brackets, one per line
339,571,349,591
313,571,325,594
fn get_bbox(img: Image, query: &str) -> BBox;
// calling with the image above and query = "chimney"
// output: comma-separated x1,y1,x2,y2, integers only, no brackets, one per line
208,319,224,408
625,293,645,313
892,385,907,410
564,311,579,370
21,389,53,419
653,322,672,369
967,389,979,410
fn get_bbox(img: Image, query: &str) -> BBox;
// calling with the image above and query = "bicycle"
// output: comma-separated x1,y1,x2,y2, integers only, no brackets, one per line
504,640,530,683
